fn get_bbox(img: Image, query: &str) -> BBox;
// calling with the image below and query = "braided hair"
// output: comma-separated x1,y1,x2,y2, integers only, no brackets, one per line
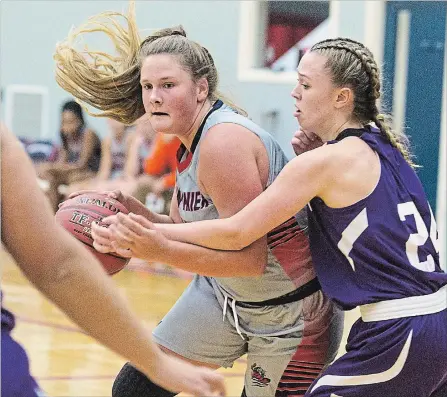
311,38,414,166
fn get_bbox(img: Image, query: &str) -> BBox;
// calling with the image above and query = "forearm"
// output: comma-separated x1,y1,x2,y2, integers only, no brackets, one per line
135,205,175,224
155,217,243,250
146,238,266,277
21,240,160,376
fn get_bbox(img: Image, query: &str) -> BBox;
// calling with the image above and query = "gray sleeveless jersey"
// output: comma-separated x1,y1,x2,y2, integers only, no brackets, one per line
176,101,316,301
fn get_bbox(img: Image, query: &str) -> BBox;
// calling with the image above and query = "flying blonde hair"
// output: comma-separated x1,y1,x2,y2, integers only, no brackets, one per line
54,1,245,125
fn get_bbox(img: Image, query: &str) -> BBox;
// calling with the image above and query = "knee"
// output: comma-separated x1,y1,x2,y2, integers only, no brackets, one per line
112,362,176,397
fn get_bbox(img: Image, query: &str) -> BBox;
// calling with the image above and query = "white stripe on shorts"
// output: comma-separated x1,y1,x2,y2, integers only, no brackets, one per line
310,330,412,393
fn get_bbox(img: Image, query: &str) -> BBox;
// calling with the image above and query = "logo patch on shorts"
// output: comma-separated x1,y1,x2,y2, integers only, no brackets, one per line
251,363,271,387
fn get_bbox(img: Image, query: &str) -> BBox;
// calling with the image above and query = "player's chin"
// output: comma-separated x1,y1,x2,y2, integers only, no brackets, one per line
150,120,171,134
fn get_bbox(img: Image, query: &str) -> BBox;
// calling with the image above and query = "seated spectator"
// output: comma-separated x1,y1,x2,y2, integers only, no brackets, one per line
69,116,155,196
132,132,180,213
37,100,101,212
90,117,178,214
64,118,132,194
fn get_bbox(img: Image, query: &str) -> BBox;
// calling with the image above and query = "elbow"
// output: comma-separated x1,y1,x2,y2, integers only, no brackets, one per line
246,264,266,277
223,221,251,251
239,247,268,277
251,251,268,276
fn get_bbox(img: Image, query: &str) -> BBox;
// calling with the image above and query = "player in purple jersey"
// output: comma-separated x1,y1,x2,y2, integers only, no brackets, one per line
0,124,226,397
109,37,447,396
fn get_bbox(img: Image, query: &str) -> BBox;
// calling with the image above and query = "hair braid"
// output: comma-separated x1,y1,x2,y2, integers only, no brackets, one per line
311,37,415,167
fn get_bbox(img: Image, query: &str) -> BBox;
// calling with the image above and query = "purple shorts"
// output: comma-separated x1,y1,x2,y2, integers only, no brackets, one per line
1,328,45,397
305,310,447,397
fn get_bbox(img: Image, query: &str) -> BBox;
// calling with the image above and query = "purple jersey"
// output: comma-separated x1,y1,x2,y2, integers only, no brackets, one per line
308,127,447,310
1,292,15,331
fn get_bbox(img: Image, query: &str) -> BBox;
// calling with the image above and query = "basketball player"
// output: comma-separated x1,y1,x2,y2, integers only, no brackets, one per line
54,3,344,397
1,124,226,397
107,38,447,396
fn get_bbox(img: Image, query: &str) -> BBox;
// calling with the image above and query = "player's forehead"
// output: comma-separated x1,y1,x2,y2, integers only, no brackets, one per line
140,54,189,82
297,52,328,80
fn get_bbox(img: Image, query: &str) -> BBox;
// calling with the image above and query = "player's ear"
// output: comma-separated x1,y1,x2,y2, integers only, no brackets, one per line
196,77,209,103
334,87,353,109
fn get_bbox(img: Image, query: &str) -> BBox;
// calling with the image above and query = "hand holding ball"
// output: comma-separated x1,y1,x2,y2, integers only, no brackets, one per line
55,193,130,275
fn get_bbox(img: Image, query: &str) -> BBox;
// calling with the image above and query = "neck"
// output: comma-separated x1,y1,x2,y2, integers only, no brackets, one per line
179,99,213,150
323,118,363,142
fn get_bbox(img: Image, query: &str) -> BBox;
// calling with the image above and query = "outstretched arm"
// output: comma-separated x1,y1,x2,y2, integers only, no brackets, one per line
1,125,226,396
98,123,271,276
155,144,334,250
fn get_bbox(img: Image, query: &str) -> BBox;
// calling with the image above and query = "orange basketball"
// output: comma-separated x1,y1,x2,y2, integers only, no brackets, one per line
55,193,130,275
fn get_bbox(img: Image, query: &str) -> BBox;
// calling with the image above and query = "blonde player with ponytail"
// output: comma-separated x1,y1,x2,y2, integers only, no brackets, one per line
55,3,343,397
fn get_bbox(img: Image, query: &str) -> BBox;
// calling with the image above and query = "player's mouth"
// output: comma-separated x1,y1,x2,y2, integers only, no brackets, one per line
151,112,169,116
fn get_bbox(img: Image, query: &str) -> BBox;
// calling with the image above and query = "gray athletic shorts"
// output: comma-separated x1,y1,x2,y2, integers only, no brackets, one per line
153,275,343,397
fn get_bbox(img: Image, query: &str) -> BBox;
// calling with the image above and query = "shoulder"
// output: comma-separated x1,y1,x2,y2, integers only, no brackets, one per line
331,136,377,169
200,122,262,159
286,138,362,180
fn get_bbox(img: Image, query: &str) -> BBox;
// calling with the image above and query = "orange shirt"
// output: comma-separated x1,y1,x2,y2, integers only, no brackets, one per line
143,134,180,189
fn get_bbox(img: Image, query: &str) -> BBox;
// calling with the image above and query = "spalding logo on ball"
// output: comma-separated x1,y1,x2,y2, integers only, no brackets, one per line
55,193,130,275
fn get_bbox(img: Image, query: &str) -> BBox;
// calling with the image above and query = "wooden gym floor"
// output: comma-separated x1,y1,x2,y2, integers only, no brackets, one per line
1,249,359,396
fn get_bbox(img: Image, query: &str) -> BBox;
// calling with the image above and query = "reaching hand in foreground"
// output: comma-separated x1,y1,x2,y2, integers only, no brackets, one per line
149,351,226,396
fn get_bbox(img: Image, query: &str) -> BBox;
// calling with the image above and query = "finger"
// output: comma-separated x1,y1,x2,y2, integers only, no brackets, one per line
92,240,114,254
314,133,323,143
114,246,133,258
91,230,114,248
116,213,148,236
115,222,141,242
108,225,136,249
91,222,113,241
100,215,118,226
128,213,155,229
297,130,312,145
111,224,138,246
67,189,100,199
291,137,306,149
107,190,123,200
301,129,318,142
111,241,133,258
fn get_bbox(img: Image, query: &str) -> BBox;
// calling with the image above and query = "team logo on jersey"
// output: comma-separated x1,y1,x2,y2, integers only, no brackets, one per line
176,189,210,211
251,363,271,387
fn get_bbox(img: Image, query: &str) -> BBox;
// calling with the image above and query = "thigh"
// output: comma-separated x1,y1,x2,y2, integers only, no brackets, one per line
293,290,344,364
152,275,246,368
276,291,344,397
1,329,46,397
305,311,447,397
432,380,447,397
245,332,301,397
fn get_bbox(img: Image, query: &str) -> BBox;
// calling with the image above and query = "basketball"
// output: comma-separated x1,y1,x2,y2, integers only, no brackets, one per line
55,193,130,275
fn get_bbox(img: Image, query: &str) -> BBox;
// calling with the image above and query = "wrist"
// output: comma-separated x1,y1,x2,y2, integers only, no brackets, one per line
134,340,163,378
150,239,174,264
